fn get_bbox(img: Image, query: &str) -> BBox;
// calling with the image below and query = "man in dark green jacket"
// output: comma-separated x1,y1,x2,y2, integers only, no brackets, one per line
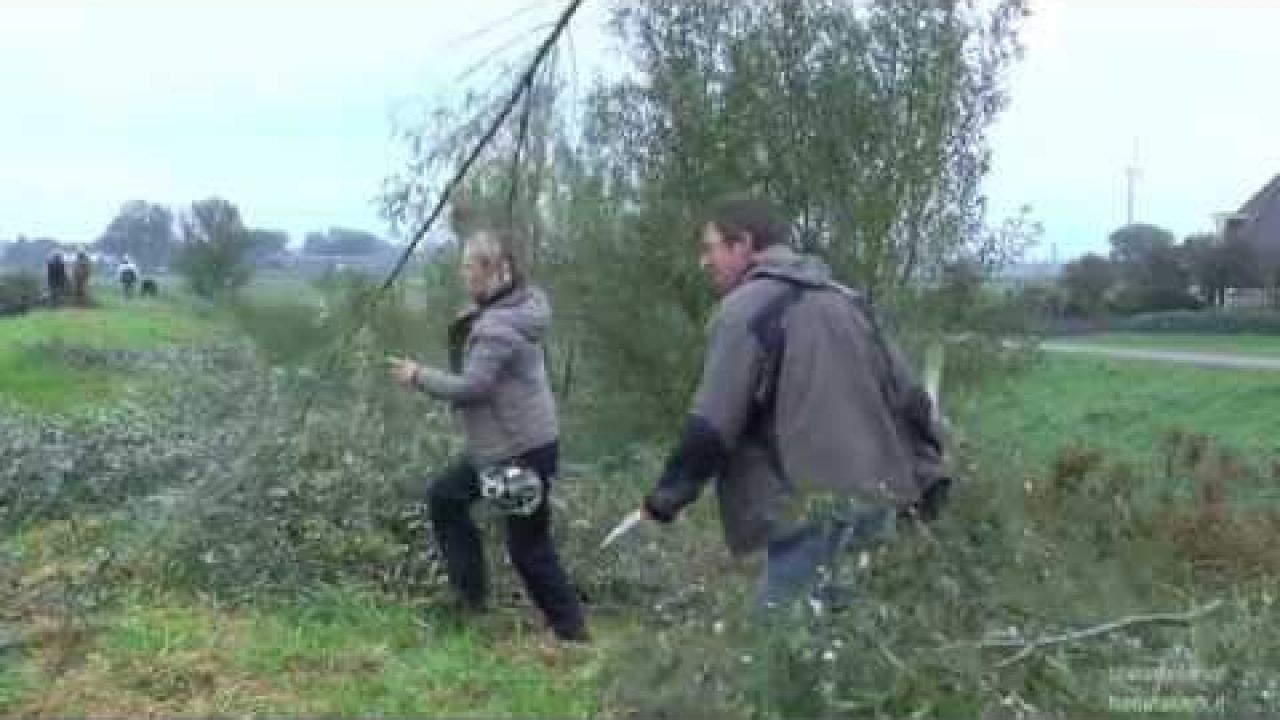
640,193,946,611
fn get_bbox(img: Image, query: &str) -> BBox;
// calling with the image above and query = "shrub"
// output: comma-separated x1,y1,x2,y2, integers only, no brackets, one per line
0,345,257,530
595,433,1280,718
0,271,41,315
0,336,455,601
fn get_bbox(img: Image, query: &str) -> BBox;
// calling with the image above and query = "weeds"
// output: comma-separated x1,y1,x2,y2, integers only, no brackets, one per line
3,291,1278,716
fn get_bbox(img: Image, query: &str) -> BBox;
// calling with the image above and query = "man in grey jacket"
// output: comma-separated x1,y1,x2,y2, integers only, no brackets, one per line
640,193,946,611
391,229,587,642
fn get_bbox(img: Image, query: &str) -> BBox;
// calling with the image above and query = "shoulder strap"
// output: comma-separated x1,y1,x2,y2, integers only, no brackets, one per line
747,271,900,407
741,276,807,491
745,272,949,516
447,308,479,374
747,279,807,413
820,281,902,401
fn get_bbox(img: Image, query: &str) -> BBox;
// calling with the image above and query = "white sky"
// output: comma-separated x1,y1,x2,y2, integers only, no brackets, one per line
1,0,1277,260
0,0,613,246
986,0,1280,260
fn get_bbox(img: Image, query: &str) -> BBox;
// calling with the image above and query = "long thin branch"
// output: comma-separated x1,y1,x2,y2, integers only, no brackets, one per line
456,21,557,86
507,72,538,225
987,600,1223,669
448,1,548,50
287,0,584,432
380,0,585,293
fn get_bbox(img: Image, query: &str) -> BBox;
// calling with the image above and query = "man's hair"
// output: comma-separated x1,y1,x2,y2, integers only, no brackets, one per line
705,193,791,251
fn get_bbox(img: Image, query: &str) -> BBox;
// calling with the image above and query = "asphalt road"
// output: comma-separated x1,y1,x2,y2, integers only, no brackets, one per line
1039,342,1280,371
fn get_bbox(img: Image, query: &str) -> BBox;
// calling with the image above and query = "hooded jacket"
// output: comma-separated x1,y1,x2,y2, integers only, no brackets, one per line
646,245,929,553
414,284,558,465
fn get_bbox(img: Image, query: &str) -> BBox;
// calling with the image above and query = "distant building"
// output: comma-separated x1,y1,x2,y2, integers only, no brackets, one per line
1217,174,1280,308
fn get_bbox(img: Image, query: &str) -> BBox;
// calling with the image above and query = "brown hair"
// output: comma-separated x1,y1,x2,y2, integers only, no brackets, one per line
705,192,791,251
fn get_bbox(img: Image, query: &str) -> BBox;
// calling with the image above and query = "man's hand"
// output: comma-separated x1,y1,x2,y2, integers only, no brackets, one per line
642,491,680,524
388,357,421,387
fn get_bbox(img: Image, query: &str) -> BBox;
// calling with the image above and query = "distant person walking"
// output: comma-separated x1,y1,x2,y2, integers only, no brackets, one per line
118,257,138,298
46,253,68,306
71,251,92,306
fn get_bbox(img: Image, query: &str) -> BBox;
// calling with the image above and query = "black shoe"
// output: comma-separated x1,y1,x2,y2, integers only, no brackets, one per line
553,623,591,645
446,594,489,617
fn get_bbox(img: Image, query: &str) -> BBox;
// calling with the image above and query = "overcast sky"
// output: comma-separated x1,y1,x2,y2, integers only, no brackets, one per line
985,0,1280,261
2,0,1277,261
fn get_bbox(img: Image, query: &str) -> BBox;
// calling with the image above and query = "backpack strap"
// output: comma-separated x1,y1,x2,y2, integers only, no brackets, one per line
743,277,807,491
745,271,900,420
743,271,948,516
823,282,903,409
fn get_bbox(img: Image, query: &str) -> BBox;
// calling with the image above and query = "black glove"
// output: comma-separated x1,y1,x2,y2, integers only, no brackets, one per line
643,415,728,524
643,488,682,524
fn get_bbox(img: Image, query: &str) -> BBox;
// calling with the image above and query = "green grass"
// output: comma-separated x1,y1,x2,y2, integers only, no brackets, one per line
241,270,325,307
0,279,609,716
1,517,612,717
951,352,1280,718
962,352,1280,477
239,270,438,315
12,587,604,717
1064,332,1280,357
0,286,217,412
0,659,31,711
6,292,1279,716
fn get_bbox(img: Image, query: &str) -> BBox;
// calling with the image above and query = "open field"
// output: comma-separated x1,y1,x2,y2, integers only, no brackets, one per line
0,288,218,412
964,352,1280,461
3,296,1278,717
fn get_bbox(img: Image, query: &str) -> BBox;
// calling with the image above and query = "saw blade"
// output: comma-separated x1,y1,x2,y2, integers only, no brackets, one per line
923,340,945,418
600,509,645,550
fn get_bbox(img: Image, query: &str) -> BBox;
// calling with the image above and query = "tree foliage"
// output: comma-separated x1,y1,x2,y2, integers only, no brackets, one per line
1182,231,1262,308
174,197,255,299
302,228,390,256
246,228,291,266
96,200,177,270
1059,253,1115,317
384,0,1030,440
1,236,61,270
1107,223,1198,313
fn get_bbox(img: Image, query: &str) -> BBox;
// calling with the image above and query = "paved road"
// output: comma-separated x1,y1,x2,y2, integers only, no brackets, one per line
1038,342,1280,371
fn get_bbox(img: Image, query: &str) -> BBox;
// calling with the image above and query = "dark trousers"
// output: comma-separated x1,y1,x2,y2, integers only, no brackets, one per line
427,442,586,640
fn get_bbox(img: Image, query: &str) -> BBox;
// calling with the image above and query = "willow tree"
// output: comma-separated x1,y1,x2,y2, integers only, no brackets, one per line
386,0,1030,440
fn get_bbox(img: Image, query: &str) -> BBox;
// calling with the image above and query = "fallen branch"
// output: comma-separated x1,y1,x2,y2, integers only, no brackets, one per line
985,600,1223,668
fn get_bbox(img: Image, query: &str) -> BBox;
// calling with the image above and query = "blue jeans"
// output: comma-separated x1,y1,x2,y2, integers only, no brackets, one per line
753,505,895,614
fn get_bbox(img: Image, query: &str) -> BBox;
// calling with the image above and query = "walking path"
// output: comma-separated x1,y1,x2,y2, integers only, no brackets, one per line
1038,342,1280,371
